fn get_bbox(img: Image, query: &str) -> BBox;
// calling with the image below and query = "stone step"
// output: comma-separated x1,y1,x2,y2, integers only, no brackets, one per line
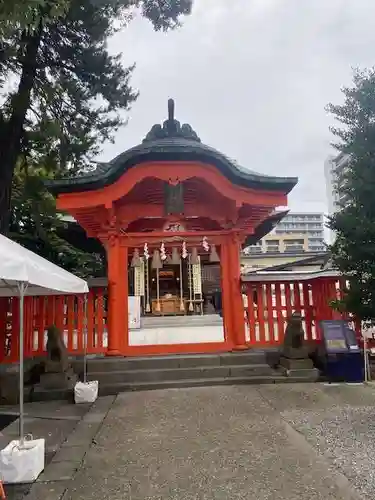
140,314,223,329
72,351,272,373
31,373,312,402
97,376,291,395
84,363,274,384
31,368,324,402
219,351,271,366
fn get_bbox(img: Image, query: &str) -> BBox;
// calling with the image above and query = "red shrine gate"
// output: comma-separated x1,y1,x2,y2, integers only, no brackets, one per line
42,99,297,357
1,99,319,362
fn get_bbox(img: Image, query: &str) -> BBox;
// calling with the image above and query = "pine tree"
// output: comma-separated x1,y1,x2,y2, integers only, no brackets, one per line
9,157,106,278
327,68,375,320
0,0,68,36
0,0,193,233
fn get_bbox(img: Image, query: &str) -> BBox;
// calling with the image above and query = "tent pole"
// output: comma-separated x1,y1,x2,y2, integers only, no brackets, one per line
83,293,88,383
18,282,27,445
364,337,369,383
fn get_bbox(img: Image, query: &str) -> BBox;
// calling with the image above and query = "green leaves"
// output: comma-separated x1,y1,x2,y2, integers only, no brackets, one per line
1,0,193,271
1,0,193,181
328,68,375,320
10,159,106,278
0,0,68,37
138,0,193,31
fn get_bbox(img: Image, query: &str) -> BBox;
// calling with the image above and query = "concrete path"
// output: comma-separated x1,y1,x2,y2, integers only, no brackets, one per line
0,400,92,500
6,384,375,499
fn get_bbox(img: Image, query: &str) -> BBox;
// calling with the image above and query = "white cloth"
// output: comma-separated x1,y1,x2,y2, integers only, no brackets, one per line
0,438,45,483
242,293,248,319
242,293,248,308
74,381,99,404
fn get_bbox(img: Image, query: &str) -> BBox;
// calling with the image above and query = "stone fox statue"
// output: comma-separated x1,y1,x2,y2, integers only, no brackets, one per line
45,325,69,372
281,312,308,358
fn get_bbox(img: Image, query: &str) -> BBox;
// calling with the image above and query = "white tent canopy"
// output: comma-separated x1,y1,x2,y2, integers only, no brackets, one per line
0,234,88,296
0,233,89,443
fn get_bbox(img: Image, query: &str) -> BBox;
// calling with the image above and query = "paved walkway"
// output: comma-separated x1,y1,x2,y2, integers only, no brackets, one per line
5,383,375,499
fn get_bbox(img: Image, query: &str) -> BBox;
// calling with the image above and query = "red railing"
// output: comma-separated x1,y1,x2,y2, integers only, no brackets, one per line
0,287,107,363
244,277,357,347
0,277,360,363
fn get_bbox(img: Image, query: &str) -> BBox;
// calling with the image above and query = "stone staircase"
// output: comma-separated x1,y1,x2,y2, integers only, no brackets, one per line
140,314,223,329
32,350,304,401
82,351,283,394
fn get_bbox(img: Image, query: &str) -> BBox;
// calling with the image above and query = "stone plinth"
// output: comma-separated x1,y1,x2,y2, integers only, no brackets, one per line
279,356,319,381
279,312,320,381
39,368,77,390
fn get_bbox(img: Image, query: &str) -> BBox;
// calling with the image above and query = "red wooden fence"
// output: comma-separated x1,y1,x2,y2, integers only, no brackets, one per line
244,277,355,347
0,277,357,363
0,287,107,363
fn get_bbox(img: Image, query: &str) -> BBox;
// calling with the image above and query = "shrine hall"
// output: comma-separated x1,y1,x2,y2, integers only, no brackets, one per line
46,99,297,356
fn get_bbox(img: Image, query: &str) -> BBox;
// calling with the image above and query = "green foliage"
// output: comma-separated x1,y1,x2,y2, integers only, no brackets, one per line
9,159,105,278
0,0,68,36
327,68,375,320
0,0,193,273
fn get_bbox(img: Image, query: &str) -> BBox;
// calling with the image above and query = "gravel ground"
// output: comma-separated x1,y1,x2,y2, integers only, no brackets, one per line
258,383,375,499
5,384,375,500
60,386,361,500
283,404,375,499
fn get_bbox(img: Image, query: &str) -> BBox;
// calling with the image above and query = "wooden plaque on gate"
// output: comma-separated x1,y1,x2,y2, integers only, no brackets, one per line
164,182,184,215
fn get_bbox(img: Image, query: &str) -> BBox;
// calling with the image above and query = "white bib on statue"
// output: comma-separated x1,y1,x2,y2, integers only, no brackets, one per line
128,296,141,329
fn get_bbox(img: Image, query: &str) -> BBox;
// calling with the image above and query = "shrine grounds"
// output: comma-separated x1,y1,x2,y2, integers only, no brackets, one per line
4,383,375,499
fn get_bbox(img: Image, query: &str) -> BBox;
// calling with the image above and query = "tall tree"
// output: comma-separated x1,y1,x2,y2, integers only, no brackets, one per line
0,0,193,234
0,0,68,36
327,68,375,320
10,156,106,278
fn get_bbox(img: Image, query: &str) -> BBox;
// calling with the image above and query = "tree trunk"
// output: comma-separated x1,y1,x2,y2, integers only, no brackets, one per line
0,24,43,235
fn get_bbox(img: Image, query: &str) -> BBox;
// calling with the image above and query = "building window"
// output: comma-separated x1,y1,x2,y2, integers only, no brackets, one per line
284,246,304,253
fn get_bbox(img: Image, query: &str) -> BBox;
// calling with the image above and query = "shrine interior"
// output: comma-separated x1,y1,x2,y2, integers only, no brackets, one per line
128,251,221,317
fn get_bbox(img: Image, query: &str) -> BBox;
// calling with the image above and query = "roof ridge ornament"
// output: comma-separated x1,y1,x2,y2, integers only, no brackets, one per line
168,98,174,121
142,98,201,143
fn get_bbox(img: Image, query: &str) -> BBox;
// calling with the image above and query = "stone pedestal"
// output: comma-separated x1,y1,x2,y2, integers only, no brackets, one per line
0,373,33,405
278,312,320,381
282,345,310,360
280,357,313,370
39,368,77,390
279,356,319,381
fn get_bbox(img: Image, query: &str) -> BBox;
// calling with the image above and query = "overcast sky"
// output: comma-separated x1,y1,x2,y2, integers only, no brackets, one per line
101,0,375,214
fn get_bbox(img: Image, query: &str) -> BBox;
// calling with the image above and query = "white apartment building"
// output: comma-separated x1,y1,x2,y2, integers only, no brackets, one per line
245,212,325,255
324,152,351,243
324,152,350,216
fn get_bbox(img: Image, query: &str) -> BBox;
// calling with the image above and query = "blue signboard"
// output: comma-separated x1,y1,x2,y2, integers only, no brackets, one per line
320,320,363,383
320,320,359,353
320,320,348,353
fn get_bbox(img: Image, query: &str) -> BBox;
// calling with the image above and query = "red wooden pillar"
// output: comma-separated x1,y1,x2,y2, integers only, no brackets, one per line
311,278,324,340
220,241,234,349
246,283,256,345
106,235,128,356
120,243,129,354
223,234,246,350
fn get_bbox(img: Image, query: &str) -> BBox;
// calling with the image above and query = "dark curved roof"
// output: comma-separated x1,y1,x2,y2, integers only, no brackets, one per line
243,210,289,248
46,99,298,195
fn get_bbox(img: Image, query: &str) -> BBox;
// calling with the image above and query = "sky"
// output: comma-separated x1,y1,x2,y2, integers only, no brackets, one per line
101,0,375,215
